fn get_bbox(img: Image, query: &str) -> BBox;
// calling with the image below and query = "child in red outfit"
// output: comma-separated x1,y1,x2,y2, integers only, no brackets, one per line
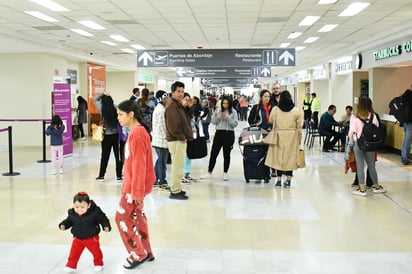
59,192,111,273
116,99,156,270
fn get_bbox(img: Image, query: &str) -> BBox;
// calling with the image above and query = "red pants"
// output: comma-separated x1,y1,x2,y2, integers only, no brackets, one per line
115,193,153,260
66,235,103,269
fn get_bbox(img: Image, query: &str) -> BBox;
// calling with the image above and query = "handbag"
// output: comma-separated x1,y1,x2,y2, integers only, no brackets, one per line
298,149,306,168
239,126,264,145
187,136,207,159
263,128,277,145
92,123,105,142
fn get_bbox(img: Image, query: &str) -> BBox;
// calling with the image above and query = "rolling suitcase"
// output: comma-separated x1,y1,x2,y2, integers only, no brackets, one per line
241,144,270,183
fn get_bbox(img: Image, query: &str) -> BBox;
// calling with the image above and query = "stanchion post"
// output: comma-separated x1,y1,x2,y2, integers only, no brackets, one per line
3,126,20,176
37,120,51,163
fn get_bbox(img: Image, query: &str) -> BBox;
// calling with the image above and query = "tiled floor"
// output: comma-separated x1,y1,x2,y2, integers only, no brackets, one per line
0,120,412,274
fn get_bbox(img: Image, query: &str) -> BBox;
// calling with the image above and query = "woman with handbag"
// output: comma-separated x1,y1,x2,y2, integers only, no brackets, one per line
247,89,273,130
264,91,303,188
93,92,123,182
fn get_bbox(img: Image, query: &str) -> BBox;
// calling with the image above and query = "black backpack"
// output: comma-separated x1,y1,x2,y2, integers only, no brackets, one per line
357,113,386,152
389,95,412,126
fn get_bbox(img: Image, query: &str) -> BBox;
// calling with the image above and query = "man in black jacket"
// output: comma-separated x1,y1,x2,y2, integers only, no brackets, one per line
401,88,412,165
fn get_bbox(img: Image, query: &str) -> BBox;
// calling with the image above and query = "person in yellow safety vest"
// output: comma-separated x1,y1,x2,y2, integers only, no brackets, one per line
311,92,321,128
303,93,313,126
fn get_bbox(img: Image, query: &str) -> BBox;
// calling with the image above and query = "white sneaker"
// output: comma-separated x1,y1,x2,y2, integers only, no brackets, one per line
200,172,212,179
181,177,192,184
94,265,103,272
51,170,57,175
223,173,229,181
373,185,386,194
352,188,367,197
79,137,87,141
64,266,76,273
59,168,64,174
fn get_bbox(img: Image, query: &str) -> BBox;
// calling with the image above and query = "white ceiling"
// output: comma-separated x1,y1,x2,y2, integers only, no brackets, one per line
1,0,412,79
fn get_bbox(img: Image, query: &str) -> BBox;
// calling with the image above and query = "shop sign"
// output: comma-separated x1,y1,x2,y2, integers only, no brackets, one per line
335,61,352,74
373,40,412,61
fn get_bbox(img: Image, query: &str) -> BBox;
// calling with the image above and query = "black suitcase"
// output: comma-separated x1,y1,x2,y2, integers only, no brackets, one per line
241,144,270,183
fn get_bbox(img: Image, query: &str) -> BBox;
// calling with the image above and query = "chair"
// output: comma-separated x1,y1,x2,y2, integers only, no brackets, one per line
303,120,310,145
309,121,325,149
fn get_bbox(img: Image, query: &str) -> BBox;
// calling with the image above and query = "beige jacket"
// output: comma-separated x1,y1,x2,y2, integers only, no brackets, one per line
264,106,303,171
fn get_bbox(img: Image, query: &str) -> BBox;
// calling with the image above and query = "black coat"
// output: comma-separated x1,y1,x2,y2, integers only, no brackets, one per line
59,200,111,239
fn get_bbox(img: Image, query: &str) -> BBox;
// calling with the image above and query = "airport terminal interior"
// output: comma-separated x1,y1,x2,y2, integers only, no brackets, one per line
1,0,412,273
1,121,412,273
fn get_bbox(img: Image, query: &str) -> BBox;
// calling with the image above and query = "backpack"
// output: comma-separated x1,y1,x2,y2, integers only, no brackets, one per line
357,113,386,152
389,96,412,126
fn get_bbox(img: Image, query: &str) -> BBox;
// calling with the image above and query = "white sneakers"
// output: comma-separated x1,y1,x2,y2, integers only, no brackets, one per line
200,172,212,179
59,168,64,174
223,173,229,181
63,265,102,272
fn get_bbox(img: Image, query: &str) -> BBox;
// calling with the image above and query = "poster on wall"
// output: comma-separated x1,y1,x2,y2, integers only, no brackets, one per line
52,82,73,156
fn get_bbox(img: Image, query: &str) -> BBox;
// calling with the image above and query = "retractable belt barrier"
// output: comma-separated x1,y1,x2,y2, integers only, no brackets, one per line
0,119,51,164
0,126,20,176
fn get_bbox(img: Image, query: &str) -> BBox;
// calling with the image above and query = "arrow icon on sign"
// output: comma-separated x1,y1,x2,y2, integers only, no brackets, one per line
176,67,185,77
260,67,271,77
279,50,294,66
138,52,153,66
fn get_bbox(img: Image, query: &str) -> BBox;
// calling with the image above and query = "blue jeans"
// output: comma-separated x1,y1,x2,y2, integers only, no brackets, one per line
154,147,169,183
184,154,191,174
401,122,412,163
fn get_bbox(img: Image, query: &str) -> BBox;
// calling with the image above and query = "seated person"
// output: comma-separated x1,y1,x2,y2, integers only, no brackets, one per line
339,105,353,136
318,104,345,152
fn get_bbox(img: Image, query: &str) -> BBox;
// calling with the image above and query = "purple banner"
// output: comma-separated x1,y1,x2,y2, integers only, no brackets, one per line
53,83,73,155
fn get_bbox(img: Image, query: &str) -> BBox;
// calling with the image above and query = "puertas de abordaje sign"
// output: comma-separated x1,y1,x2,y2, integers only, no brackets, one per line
137,48,295,67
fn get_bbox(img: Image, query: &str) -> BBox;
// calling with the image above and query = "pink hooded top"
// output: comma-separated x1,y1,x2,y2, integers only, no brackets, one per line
348,112,379,141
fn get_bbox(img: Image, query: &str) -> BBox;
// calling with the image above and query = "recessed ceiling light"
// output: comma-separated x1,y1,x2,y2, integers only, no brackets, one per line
121,48,135,53
279,43,291,48
296,46,306,51
339,2,370,17
287,32,302,39
30,0,68,12
110,35,129,42
78,20,105,30
299,16,320,26
304,37,319,43
318,0,338,4
101,41,117,46
70,29,94,37
24,11,58,22
318,24,338,32
130,44,145,50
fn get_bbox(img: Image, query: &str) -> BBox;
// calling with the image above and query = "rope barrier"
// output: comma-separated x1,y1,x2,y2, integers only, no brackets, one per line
0,119,51,163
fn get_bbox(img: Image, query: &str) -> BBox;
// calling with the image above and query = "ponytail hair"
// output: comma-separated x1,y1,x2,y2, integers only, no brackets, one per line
117,100,151,140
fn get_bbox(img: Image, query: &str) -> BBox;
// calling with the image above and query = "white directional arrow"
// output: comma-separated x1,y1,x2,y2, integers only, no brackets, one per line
252,78,258,84
279,50,294,66
176,67,185,77
260,67,271,77
138,52,153,66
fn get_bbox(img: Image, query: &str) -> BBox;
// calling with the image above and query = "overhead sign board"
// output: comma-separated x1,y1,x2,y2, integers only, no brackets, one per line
176,66,271,78
201,78,253,87
137,48,295,67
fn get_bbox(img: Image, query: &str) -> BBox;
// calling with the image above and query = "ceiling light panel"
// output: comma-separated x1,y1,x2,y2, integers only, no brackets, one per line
304,37,319,43
101,41,117,46
318,0,338,4
121,48,135,53
130,44,145,50
318,24,338,32
339,2,370,17
110,35,129,42
30,0,69,12
24,11,58,22
70,29,94,37
279,43,291,48
296,46,306,51
78,20,106,30
288,32,302,39
298,16,320,26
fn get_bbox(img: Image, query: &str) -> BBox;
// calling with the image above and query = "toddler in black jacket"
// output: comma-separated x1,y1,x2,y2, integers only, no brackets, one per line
59,192,111,272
